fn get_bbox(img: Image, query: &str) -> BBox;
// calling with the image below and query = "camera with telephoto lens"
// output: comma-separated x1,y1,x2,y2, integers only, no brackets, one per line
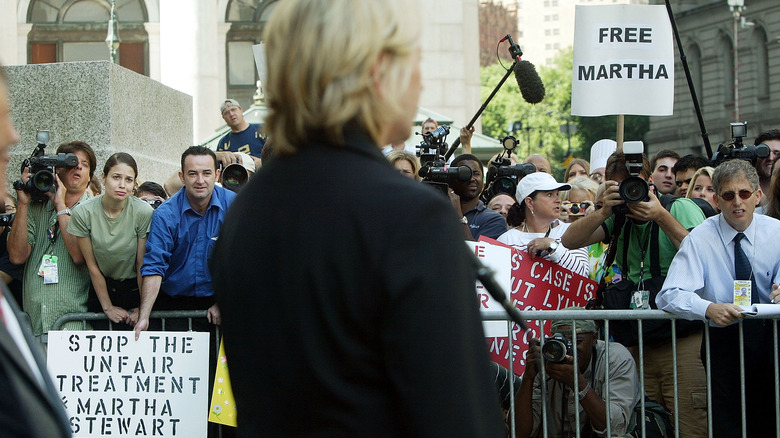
13,130,78,203
711,122,770,166
481,135,535,203
415,125,473,196
541,333,574,363
220,163,249,192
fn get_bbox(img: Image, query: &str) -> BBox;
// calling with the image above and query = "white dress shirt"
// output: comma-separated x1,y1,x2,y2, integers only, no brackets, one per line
656,214,780,322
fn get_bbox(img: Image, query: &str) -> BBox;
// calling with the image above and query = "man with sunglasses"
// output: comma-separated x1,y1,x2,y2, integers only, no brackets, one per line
657,159,780,437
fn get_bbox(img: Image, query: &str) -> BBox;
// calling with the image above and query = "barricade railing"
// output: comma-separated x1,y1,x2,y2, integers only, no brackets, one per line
483,309,780,438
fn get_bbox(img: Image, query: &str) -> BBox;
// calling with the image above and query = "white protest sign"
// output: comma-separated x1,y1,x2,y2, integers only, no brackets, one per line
47,331,210,438
467,240,512,337
571,5,674,116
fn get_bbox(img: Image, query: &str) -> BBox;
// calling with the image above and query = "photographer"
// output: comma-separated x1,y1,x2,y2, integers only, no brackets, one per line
561,151,708,437
513,308,641,437
449,153,507,240
753,128,780,206
8,140,96,338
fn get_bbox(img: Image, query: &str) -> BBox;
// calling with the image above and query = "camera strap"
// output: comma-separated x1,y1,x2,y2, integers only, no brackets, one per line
620,220,662,284
47,221,60,248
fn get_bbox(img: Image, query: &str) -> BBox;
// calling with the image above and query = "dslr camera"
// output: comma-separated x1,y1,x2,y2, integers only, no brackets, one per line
613,141,651,217
712,122,770,165
415,126,472,195
481,136,535,203
541,333,574,363
13,130,78,203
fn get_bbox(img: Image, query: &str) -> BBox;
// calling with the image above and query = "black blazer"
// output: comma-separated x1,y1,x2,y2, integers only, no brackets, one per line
0,285,71,437
213,129,506,437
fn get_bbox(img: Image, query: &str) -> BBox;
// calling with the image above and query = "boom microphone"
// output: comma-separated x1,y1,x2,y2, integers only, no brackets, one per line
514,60,545,104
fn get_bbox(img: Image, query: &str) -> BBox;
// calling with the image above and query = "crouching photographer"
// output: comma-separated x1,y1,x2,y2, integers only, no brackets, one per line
561,145,708,437
513,308,643,437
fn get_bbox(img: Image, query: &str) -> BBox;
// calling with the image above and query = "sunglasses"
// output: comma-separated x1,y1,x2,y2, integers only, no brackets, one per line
719,189,755,201
589,173,603,183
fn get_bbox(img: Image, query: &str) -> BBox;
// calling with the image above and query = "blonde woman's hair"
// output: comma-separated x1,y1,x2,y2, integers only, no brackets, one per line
386,150,421,181
262,0,421,154
685,166,715,199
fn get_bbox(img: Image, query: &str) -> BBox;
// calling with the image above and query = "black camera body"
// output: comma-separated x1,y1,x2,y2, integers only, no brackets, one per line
0,213,14,227
712,122,770,166
13,130,78,202
144,199,163,209
481,136,535,203
612,141,650,218
415,125,473,195
541,333,574,363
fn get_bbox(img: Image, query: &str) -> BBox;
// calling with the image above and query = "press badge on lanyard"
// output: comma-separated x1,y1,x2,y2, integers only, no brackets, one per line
733,280,751,307
39,221,60,284
38,254,59,284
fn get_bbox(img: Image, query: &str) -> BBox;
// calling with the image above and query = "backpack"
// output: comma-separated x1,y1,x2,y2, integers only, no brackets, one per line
621,397,675,438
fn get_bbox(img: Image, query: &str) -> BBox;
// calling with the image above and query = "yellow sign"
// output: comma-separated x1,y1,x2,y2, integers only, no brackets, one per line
208,339,237,427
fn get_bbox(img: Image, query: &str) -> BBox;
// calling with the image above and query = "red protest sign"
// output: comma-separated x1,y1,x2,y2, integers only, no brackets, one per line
478,237,598,376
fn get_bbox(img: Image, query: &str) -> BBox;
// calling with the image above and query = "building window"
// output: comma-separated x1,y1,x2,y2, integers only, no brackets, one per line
553,28,560,36
225,0,279,108
27,0,148,75
753,26,770,98
545,29,551,36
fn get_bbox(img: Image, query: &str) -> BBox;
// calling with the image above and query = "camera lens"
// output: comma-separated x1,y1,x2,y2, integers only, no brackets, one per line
619,176,649,203
221,164,248,192
31,170,55,192
541,339,568,363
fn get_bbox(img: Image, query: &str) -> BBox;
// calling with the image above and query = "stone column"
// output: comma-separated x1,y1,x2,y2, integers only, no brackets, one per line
0,0,19,64
144,22,161,81
160,0,220,143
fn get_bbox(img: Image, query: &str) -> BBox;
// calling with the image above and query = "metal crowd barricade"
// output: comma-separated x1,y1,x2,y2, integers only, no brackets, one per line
483,309,780,438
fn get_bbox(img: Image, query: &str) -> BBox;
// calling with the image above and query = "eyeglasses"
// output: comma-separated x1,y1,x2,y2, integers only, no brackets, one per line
719,189,755,201
589,172,603,183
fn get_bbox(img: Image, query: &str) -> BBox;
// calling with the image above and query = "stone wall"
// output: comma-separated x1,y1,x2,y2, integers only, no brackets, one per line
5,61,191,191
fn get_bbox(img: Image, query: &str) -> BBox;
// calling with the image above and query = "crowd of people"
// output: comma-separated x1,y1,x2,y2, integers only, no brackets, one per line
3,0,780,437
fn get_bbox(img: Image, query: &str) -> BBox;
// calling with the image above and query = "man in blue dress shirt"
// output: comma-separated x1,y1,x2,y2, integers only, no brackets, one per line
657,159,780,437
135,146,236,338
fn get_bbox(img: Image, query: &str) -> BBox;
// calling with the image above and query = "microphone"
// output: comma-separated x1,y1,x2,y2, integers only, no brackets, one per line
514,60,545,104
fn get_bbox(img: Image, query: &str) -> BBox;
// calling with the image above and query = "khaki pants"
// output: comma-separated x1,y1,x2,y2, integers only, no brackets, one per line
632,331,708,438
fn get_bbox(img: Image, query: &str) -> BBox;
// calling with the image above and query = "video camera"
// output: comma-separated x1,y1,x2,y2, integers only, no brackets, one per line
13,130,78,202
541,333,573,363
415,125,472,195
711,122,770,166
480,135,535,203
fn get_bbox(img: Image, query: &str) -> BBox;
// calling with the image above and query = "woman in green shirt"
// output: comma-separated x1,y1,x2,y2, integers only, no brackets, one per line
69,153,153,329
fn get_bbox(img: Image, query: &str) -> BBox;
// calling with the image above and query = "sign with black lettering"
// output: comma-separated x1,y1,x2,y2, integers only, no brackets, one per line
571,5,674,116
47,331,210,437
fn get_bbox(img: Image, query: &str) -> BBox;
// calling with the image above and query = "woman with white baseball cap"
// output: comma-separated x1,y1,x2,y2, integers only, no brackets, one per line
497,172,590,277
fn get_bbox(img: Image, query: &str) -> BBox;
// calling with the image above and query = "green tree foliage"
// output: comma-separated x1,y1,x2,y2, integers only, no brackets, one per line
480,46,650,178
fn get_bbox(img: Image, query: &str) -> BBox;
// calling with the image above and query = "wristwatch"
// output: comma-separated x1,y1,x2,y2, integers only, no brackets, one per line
461,216,468,225
57,208,71,217
547,240,560,255
578,381,591,401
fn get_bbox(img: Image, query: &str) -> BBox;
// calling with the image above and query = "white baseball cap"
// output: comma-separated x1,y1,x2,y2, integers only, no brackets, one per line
516,172,571,201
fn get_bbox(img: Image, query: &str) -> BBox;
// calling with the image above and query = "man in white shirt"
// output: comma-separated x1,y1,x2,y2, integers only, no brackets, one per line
657,159,780,437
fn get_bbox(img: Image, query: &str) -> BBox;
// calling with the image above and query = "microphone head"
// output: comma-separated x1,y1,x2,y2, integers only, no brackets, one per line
514,60,545,104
